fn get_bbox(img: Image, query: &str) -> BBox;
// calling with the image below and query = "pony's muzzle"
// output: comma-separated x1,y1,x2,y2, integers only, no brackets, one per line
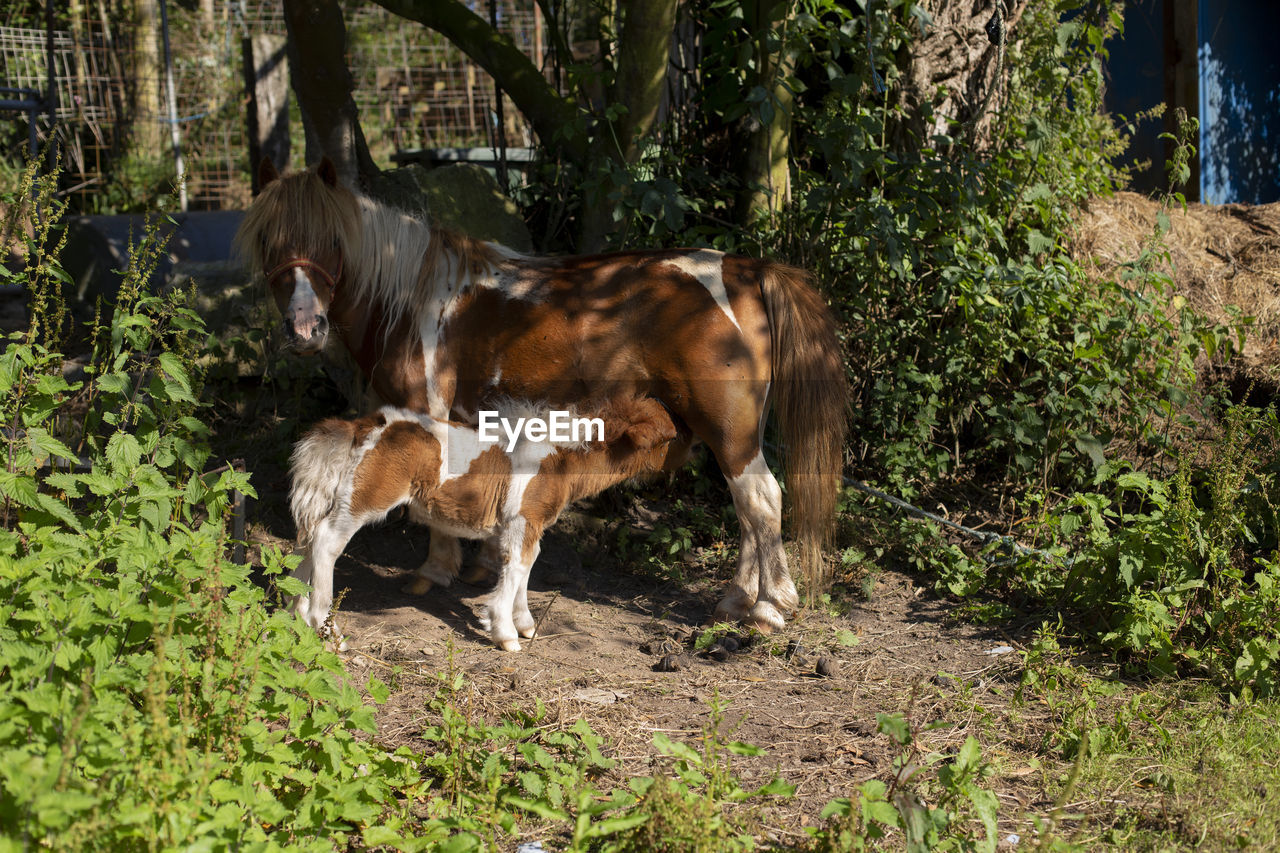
284,313,328,353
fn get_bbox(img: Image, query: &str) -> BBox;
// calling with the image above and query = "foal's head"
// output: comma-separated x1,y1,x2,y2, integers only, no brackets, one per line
235,157,360,354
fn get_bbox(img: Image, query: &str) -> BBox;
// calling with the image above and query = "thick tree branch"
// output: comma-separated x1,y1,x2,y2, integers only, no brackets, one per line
370,0,586,164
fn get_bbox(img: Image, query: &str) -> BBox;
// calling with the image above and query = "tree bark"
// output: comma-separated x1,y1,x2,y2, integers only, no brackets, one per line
579,0,679,250
888,0,1028,153
282,0,379,187
735,0,795,224
243,34,291,192
134,0,164,154
608,0,678,165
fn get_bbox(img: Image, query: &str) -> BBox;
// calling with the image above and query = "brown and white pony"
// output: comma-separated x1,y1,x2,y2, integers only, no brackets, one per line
235,157,847,632
290,396,691,649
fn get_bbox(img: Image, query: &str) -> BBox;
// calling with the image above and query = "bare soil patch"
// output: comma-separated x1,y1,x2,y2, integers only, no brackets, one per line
243,454,1045,843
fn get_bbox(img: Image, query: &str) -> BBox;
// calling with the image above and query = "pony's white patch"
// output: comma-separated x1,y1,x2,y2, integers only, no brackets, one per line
661,249,741,332
426,414,490,483
290,413,397,546
496,266,547,302
727,451,783,522
286,269,323,338
419,307,450,417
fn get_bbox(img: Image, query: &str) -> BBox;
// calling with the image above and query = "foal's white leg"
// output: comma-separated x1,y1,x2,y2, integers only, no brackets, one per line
512,541,541,640
718,452,795,632
294,514,361,647
484,525,538,651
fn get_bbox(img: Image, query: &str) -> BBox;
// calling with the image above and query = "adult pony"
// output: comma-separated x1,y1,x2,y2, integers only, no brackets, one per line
235,157,847,632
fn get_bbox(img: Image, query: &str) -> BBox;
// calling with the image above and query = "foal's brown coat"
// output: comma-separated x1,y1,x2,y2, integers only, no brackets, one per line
289,397,689,649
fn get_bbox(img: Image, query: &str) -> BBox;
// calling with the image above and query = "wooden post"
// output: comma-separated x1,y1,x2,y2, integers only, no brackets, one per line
1163,0,1200,200
242,34,291,193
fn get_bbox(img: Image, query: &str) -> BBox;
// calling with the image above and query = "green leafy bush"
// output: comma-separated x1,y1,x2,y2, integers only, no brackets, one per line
926,404,1280,696
0,168,414,848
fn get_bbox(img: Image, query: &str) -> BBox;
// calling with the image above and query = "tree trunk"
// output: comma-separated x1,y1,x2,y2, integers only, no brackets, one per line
735,0,795,225
243,34,291,192
888,0,1028,153
133,0,164,155
281,0,379,188
579,0,679,251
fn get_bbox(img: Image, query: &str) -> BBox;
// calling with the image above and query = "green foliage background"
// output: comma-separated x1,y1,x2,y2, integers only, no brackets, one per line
3,0,1280,848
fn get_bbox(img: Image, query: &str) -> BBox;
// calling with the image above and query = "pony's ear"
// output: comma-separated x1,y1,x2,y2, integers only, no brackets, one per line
257,156,279,187
317,156,339,187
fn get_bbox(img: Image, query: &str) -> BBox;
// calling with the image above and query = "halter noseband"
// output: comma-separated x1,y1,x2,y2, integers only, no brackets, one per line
265,253,343,297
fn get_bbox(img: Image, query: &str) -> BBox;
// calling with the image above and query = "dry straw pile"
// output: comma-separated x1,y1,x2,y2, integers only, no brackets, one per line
1074,191,1280,395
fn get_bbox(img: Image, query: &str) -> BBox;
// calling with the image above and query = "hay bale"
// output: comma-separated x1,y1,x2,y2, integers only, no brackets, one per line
1074,191,1280,388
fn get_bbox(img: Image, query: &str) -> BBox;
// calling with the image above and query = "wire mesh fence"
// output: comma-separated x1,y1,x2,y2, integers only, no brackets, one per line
0,1,545,213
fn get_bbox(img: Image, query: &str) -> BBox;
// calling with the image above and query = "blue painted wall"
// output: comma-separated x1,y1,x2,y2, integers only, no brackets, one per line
1198,0,1280,204
1103,0,1166,195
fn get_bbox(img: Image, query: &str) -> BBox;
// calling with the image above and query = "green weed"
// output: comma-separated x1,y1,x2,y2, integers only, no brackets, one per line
0,165,416,848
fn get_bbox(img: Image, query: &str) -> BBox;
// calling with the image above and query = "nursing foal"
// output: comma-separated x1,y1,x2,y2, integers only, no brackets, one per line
289,397,690,650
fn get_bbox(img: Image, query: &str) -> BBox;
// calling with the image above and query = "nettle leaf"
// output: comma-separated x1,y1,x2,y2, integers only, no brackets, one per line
33,493,84,533
365,676,390,705
1026,229,1055,255
95,371,130,396
105,431,143,474
652,732,702,765
156,351,195,402
876,712,911,746
1075,432,1107,470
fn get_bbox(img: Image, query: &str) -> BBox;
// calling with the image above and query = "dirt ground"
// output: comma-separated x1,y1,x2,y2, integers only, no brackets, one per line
238,448,1043,846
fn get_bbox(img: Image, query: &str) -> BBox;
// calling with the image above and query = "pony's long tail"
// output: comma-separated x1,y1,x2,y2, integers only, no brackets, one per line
760,263,848,599
290,419,362,547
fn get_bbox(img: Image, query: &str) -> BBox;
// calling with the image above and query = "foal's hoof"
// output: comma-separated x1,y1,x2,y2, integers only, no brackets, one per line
498,638,522,652
403,575,433,596
517,624,538,640
460,563,496,585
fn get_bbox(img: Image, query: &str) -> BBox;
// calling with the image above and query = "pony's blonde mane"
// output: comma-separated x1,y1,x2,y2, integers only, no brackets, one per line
236,168,512,340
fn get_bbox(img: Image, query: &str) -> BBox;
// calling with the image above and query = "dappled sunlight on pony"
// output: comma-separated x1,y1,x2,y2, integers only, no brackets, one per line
289,396,692,650
236,157,847,637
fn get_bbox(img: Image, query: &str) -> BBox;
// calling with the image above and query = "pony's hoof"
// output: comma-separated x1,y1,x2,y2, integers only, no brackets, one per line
742,600,787,634
460,563,496,585
517,623,537,640
714,596,753,623
497,638,522,652
403,575,433,596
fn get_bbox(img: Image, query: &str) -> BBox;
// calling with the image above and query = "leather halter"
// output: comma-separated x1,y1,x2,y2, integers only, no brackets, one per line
265,253,343,298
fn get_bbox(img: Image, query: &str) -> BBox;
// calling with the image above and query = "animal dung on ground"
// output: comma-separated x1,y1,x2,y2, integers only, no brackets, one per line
654,654,681,672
